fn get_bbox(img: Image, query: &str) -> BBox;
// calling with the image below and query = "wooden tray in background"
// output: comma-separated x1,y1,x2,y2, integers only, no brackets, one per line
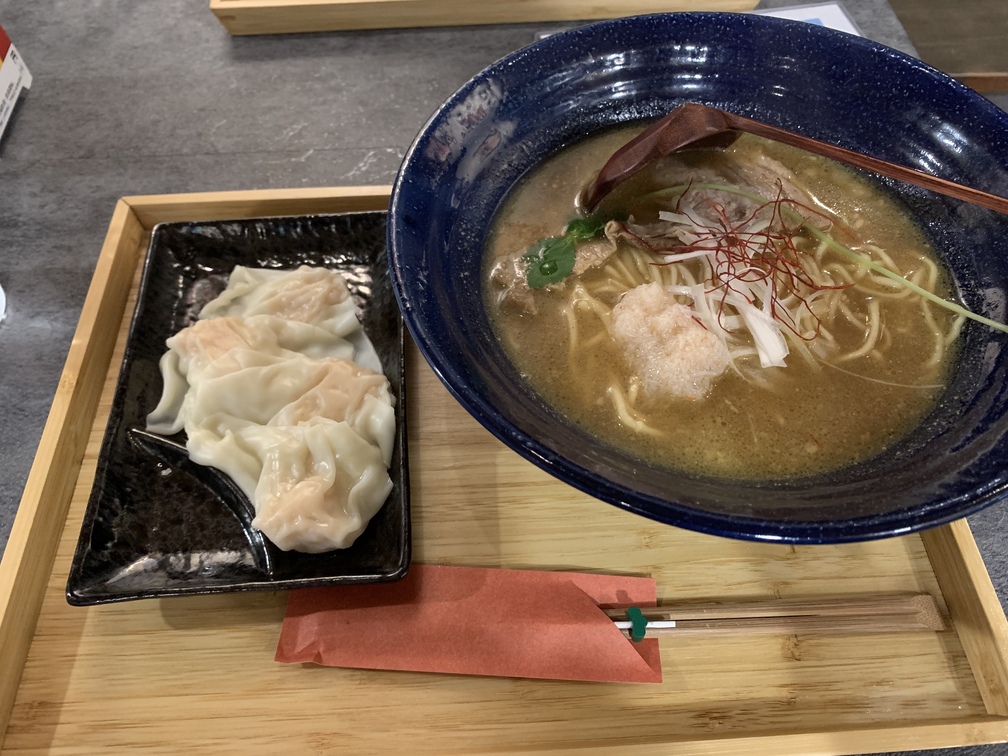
209,0,759,35
2,187,1008,754
887,0,1008,93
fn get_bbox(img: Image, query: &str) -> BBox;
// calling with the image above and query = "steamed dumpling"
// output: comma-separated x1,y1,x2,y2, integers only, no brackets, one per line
199,265,381,372
146,265,396,553
194,421,392,554
145,315,375,436
147,266,383,437
146,317,301,435
200,265,356,325
181,355,396,466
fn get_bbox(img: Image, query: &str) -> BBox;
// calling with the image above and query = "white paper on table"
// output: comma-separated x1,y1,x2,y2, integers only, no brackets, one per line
0,25,33,145
754,3,862,37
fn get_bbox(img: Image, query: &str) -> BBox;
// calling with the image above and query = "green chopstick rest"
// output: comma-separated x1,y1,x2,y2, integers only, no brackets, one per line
626,606,648,642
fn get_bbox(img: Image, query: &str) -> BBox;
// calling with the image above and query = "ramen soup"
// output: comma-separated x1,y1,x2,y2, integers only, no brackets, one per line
483,128,964,479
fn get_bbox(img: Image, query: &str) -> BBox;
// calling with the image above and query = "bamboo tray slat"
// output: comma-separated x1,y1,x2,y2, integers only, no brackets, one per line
209,0,759,36
3,187,1008,754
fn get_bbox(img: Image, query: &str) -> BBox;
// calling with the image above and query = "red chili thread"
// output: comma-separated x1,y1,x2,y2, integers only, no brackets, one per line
629,183,851,340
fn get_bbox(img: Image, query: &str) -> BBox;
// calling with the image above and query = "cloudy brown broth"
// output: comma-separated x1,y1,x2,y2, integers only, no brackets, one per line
482,128,959,479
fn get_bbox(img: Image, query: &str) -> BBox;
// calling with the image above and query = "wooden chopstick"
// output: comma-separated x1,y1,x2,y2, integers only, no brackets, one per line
606,593,945,640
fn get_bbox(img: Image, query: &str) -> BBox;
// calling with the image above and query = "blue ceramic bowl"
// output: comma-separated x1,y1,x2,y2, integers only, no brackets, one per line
388,12,1008,543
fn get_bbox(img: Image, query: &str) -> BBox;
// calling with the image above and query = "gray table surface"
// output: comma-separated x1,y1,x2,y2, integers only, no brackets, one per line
1,1,1006,754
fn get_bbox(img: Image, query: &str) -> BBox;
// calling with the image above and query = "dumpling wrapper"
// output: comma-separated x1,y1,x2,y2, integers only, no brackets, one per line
148,265,383,435
178,354,395,466
189,421,392,554
199,265,381,373
145,265,395,553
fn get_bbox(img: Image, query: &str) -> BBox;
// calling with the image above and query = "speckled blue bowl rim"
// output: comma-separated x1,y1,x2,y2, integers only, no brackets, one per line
389,11,1008,544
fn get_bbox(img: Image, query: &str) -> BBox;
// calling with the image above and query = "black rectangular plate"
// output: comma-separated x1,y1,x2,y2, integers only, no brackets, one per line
66,212,410,605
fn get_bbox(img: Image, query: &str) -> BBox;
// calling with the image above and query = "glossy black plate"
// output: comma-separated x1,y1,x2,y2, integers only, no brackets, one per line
66,212,410,605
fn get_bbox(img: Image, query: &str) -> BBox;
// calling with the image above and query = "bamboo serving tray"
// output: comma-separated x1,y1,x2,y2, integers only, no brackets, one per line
3,187,1008,754
209,0,759,35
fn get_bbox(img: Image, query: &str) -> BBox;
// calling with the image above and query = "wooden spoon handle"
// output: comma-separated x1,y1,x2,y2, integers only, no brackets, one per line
580,104,736,208
581,102,1008,216
718,108,1008,216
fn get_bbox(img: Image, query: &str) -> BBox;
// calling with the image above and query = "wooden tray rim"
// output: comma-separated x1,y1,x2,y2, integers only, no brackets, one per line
208,0,761,36
2,185,1008,754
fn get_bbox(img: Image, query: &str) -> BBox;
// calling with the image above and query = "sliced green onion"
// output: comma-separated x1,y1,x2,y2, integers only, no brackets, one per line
521,214,608,288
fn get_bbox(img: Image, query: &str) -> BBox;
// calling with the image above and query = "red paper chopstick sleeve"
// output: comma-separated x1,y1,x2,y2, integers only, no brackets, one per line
276,564,662,683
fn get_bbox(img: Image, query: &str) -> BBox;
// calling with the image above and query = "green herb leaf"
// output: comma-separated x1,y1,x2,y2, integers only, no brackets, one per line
521,214,607,289
522,236,576,288
564,215,607,242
